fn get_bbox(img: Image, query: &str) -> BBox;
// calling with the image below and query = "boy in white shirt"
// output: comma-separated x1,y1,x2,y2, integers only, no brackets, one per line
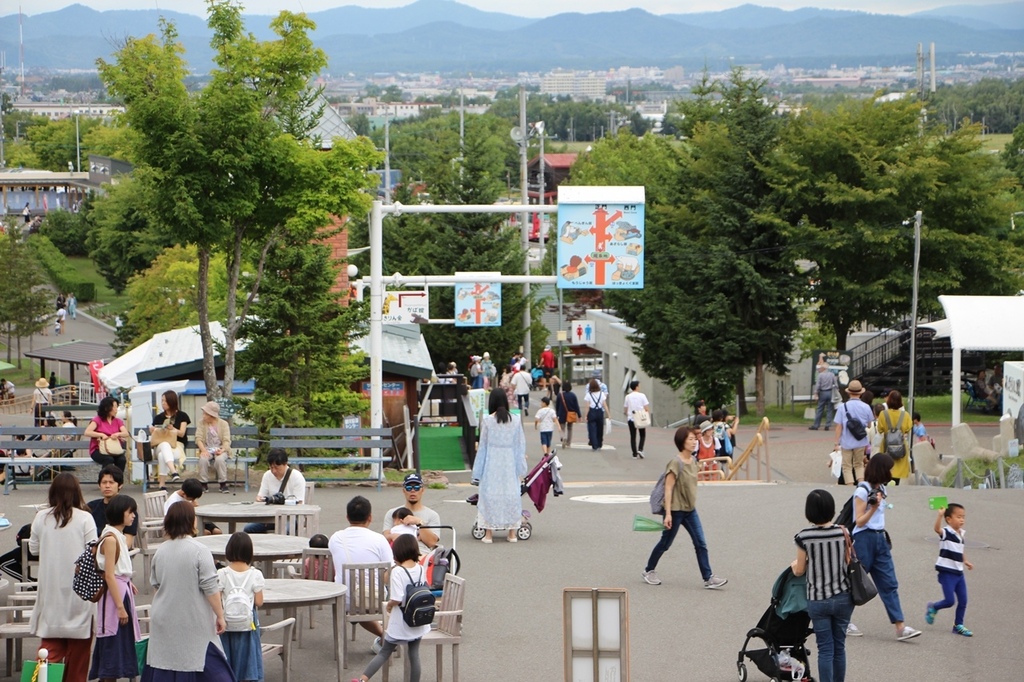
534,396,558,455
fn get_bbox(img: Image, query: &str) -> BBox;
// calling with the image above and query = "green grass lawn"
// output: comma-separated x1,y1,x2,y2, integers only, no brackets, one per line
979,133,1011,154
65,256,131,320
760,394,1001,426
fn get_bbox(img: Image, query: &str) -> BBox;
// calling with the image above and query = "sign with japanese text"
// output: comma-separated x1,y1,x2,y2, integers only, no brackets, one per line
381,290,429,324
556,186,645,289
362,382,405,397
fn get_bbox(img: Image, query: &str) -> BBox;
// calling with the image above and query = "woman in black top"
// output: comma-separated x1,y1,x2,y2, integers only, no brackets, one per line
555,380,582,449
150,390,190,490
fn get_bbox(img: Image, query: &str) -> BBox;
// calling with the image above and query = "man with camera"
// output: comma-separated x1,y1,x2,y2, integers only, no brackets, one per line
382,472,440,555
245,448,307,533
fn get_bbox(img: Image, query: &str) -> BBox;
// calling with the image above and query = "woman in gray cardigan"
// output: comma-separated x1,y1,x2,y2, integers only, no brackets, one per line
144,502,233,681
29,473,98,682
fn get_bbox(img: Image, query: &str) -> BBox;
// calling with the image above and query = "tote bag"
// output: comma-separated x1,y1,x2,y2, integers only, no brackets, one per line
633,409,651,429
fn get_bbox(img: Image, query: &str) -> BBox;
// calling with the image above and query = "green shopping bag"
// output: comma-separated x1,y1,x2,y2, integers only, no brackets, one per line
632,515,665,532
135,638,149,676
20,659,65,682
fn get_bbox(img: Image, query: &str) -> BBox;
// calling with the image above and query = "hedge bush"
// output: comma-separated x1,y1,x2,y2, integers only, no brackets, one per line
27,235,96,302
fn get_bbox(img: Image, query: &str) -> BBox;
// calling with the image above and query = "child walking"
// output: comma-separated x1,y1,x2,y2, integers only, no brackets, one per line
925,503,973,636
89,494,141,682
352,534,430,682
218,532,266,682
642,426,728,589
534,396,557,455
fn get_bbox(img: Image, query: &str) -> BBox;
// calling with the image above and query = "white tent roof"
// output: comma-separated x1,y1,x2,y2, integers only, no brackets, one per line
99,322,238,390
938,296,1024,351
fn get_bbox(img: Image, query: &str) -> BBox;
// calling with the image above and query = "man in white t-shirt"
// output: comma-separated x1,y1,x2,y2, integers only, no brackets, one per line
329,495,393,651
164,479,220,535
245,448,306,533
382,473,440,555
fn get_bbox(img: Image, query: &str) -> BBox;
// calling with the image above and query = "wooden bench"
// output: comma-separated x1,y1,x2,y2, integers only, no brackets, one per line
0,426,97,495
136,425,259,493
267,428,397,491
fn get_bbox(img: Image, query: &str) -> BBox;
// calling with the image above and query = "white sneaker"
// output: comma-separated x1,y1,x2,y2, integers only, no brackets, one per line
371,637,382,654
897,626,922,641
846,623,863,637
642,570,661,585
703,575,728,589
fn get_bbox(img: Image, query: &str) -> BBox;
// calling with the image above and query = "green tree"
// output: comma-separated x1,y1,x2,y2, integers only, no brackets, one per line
595,70,800,415
25,116,102,171
122,245,229,350
85,178,173,294
39,203,91,257
766,97,1021,349
99,2,381,398
1003,122,1024,187
0,225,51,366
237,239,369,427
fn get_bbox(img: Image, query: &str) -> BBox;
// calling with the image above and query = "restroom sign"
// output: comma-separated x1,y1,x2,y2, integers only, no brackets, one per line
569,321,595,346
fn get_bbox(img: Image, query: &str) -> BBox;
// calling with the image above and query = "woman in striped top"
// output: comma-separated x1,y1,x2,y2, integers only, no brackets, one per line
792,489,853,682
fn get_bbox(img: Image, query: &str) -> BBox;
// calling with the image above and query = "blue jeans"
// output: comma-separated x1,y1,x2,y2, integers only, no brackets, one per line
806,592,854,682
244,522,272,534
852,529,904,623
645,509,712,581
932,570,968,626
813,395,835,429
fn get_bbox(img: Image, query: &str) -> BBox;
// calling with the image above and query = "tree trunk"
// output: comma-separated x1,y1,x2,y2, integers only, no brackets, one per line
196,246,220,399
754,349,765,417
735,379,748,417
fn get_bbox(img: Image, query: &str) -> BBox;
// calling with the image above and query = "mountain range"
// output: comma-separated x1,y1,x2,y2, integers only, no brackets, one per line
2,1,1022,74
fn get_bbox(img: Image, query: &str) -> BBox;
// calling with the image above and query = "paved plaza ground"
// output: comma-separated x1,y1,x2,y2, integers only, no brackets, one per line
2,415,1021,681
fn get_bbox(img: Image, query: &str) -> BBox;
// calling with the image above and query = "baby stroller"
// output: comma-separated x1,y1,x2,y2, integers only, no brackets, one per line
736,567,814,682
468,450,564,541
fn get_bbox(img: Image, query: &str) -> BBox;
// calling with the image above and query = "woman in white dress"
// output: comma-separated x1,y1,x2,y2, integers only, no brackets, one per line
472,388,528,543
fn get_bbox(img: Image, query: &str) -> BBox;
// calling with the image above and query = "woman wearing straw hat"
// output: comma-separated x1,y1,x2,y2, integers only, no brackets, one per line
195,400,232,493
32,377,53,426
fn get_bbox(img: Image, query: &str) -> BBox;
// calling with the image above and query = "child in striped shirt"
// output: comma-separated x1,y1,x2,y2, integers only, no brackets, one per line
925,503,974,636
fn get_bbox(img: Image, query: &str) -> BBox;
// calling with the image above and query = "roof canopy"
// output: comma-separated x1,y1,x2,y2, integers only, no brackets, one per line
938,295,1024,351
24,341,114,365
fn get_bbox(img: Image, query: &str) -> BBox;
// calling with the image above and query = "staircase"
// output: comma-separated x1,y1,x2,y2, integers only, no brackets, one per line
848,325,984,397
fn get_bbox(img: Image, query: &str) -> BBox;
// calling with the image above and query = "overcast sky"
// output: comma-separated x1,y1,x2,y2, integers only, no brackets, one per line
18,1,986,19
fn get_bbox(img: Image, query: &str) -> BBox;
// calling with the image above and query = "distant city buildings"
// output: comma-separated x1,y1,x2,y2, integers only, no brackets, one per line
540,70,606,101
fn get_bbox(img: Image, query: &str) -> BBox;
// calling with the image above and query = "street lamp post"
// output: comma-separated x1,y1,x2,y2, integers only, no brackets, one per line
74,111,81,173
907,210,922,417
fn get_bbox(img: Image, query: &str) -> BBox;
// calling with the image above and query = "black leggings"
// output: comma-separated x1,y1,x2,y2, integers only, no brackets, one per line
91,451,126,473
362,636,421,681
628,420,646,456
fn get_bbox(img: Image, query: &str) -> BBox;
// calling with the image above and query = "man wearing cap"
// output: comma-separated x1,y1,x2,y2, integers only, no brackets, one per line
382,473,440,555
195,400,232,494
481,352,495,389
833,380,874,484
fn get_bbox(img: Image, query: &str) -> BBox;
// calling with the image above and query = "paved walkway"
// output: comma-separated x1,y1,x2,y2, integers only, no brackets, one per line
2,412,1019,681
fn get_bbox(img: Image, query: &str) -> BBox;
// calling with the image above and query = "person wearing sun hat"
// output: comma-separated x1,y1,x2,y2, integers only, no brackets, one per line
480,352,495,389
833,379,874,485
194,400,232,493
32,377,53,427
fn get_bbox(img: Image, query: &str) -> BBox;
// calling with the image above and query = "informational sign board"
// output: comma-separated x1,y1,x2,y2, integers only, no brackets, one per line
568,320,596,346
1003,361,1024,442
362,381,405,397
811,350,852,390
556,186,645,289
381,290,429,324
454,282,501,327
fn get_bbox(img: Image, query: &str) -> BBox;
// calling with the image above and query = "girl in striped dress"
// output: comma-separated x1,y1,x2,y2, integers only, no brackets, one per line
792,489,853,682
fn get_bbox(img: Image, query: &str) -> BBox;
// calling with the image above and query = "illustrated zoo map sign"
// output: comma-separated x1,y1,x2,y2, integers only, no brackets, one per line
454,281,502,327
556,186,646,289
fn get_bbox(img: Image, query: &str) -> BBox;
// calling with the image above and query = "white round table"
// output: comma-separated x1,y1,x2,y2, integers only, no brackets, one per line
194,534,309,576
194,502,320,534
262,578,348,682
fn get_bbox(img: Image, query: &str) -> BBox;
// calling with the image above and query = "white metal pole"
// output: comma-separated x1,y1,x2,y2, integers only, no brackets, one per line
520,86,531,360
908,210,921,417
370,201,384,435
75,112,81,173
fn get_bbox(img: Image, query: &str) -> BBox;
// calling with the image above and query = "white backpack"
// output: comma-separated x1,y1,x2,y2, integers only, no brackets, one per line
222,570,256,632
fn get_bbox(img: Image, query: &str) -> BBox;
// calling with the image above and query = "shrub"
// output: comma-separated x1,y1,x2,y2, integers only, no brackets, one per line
39,211,90,257
27,235,96,302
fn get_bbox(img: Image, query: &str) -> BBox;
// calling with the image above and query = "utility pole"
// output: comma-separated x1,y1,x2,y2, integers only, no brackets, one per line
908,210,922,418
0,52,5,169
519,85,531,360
383,113,391,204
